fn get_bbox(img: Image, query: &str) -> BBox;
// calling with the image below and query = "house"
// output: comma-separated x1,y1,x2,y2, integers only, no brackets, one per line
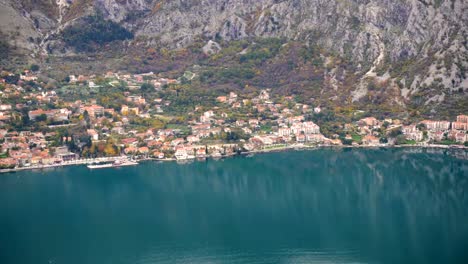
452,122,468,131
87,129,99,141
402,125,417,134
249,119,260,127
191,124,211,133
406,131,423,141
80,105,104,117
54,146,77,161
229,92,238,102
303,122,320,134
0,112,10,121
296,134,306,143
429,131,444,141
27,108,71,122
121,138,138,146
0,104,12,111
421,120,451,132
104,108,115,115
452,115,468,131
456,115,468,123
359,117,379,127
0,157,18,168
121,105,139,115
402,125,423,141
20,73,37,82
126,95,146,105
204,110,215,118
77,75,87,82
200,115,211,123
278,127,292,137
208,128,222,136
306,134,325,143
138,147,149,154
362,135,380,145
68,75,78,83
455,132,467,143
236,120,246,127
216,96,227,103
328,139,343,145
238,127,249,135
258,90,270,100
124,147,137,154
196,148,206,158
251,136,273,145
291,121,320,135
171,138,185,146
174,146,188,160
111,127,125,135
28,109,56,120
232,102,242,108
187,135,200,143
287,116,305,124
153,151,165,159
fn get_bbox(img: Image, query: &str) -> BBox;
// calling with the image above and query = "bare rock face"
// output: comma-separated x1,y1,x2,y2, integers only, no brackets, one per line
2,0,466,65
202,40,221,56
120,0,464,62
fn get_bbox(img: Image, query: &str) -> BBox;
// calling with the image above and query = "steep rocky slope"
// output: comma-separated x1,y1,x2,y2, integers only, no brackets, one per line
0,0,467,116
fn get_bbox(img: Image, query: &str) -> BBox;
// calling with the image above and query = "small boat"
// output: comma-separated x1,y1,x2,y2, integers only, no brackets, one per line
87,159,138,169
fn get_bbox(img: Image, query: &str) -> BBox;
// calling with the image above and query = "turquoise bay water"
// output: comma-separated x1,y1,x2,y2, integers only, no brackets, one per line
0,148,467,264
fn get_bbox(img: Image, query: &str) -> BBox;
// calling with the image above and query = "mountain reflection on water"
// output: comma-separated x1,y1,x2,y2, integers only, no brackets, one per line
0,148,467,264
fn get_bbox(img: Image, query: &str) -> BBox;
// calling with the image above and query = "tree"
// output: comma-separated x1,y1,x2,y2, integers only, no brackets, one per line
36,114,47,122
416,123,426,131
140,83,155,92
388,127,402,138
5,74,19,84
62,12,133,52
0,37,10,59
104,143,117,156
395,135,407,145
83,110,91,128
342,138,353,145
30,64,40,72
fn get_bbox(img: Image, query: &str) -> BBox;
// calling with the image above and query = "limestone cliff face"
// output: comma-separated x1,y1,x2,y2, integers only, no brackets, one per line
100,0,468,105
1,0,467,107
96,0,465,64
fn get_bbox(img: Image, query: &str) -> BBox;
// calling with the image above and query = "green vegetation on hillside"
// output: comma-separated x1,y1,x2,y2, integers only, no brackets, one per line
0,32,11,60
239,38,285,64
62,13,133,52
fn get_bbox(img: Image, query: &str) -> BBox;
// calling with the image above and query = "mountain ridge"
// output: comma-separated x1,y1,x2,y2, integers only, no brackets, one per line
0,0,466,117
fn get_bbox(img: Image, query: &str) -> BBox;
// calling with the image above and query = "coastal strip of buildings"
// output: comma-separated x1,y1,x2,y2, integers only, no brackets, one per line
0,70,467,171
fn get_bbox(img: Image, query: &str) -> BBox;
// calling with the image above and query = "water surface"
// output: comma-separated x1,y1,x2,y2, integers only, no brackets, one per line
1,148,467,264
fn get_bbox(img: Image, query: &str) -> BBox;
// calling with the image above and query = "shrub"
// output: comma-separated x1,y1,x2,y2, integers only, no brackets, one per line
30,64,40,72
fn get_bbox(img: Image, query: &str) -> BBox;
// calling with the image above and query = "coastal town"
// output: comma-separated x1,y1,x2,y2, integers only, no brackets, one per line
0,68,467,172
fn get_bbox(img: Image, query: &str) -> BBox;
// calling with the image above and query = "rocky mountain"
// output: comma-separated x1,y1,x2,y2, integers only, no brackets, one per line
0,0,467,117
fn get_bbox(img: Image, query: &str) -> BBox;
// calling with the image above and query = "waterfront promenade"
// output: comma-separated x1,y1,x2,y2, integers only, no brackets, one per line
0,156,125,174
2,143,466,174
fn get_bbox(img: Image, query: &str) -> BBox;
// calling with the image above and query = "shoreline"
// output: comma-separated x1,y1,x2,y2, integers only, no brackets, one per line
1,144,467,174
